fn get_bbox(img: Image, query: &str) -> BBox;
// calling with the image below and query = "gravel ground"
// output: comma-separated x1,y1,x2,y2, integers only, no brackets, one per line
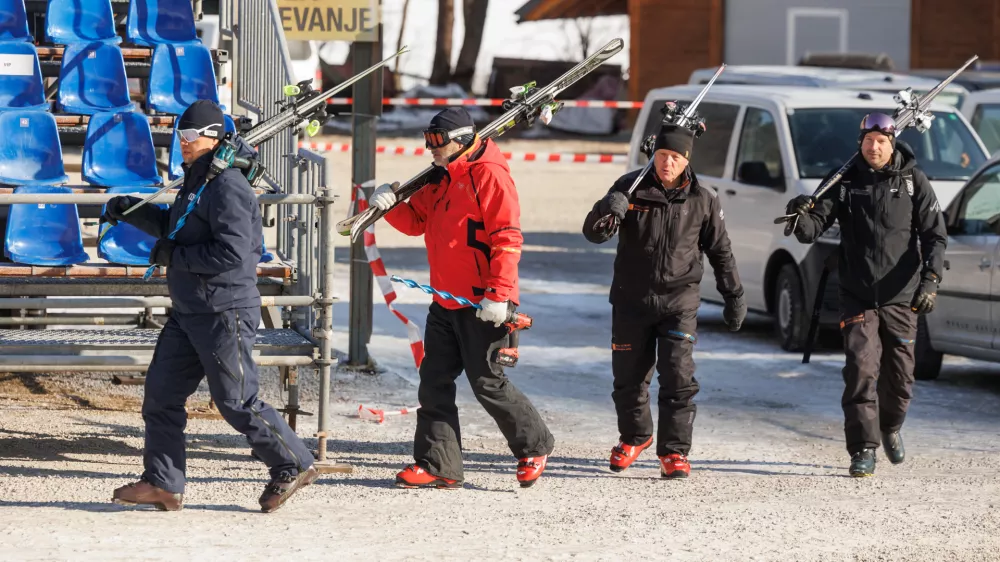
2,141,1000,561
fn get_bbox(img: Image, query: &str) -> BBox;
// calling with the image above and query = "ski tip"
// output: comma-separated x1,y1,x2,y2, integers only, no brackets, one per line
601,37,625,54
396,45,410,55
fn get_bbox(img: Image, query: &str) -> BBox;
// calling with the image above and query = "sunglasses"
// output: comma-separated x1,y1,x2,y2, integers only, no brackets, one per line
177,123,221,143
423,126,475,149
860,113,897,136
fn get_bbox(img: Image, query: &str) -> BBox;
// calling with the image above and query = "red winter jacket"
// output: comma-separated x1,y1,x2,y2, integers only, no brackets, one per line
385,137,522,310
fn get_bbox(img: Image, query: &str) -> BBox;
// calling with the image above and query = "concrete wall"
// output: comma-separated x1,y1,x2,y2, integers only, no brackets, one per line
724,0,911,70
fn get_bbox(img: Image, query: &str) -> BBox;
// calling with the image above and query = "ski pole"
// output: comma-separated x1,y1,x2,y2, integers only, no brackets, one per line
390,275,533,331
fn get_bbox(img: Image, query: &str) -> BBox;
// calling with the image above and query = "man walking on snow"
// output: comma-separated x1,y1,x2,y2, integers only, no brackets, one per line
784,113,946,477
582,123,746,479
368,107,555,489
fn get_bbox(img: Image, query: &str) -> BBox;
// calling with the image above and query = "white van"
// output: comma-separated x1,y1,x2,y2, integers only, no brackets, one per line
628,85,989,350
687,65,970,108
960,89,1000,156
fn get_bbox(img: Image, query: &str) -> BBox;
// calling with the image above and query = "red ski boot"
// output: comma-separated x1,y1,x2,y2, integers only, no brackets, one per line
659,453,690,479
516,455,548,488
394,464,462,489
609,436,653,473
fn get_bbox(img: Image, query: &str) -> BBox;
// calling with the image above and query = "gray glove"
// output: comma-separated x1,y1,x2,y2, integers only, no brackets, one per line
598,191,629,220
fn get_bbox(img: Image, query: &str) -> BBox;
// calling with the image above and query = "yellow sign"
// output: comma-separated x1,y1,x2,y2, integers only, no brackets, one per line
277,0,380,42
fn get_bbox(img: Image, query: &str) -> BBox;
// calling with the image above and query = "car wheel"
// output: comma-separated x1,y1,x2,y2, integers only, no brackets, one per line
774,263,808,352
914,315,943,381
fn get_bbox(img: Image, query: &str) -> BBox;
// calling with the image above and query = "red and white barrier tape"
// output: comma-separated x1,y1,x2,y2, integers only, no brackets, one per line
303,142,626,164
326,97,643,109
350,185,425,368
358,403,420,423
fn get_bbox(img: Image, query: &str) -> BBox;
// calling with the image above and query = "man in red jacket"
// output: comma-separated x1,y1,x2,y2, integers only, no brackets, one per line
369,108,555,489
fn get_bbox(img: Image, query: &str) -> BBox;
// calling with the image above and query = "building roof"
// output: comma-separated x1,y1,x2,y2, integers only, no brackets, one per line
515,0,627,22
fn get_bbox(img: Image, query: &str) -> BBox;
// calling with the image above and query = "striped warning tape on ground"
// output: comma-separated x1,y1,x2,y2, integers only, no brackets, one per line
350,184,424,368
325,97,643,109
302,142,627,164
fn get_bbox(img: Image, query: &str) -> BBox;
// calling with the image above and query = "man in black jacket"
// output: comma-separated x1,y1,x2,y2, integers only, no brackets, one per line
785,112,947,477
105,100,317,512
583,124,746,479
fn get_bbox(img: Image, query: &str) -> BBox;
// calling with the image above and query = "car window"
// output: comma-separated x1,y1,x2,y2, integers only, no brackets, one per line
638,100,738,178
787,108,986,180
972,104,1000,155
952,163,1000,235
734,107,784,189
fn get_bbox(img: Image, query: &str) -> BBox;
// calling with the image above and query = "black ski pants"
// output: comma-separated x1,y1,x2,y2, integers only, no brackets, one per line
142,308,313,494
414,302,555,481
611,307,698,457
840,295,917,454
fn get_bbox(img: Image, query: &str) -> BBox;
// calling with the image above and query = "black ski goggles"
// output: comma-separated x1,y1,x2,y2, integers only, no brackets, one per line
423,126,475,149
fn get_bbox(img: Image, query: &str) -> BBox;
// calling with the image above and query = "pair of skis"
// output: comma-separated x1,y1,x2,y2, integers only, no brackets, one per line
108,46,410,222
336,38,626,243
775,55,979,237
592,63,726,233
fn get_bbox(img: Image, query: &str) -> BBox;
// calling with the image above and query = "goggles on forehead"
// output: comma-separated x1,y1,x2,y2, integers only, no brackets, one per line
859,113,897,137
423,126,475,149
177,123,221,143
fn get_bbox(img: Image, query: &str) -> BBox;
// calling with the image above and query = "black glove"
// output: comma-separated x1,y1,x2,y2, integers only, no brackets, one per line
101,196,140,226
911,273,939,315
598,191,629,220
785,195,816,216
149,239,176,267
723,291,747,332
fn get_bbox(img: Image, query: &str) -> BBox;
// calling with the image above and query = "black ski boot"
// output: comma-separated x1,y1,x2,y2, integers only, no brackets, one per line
881,431,905,465
849,449,876,477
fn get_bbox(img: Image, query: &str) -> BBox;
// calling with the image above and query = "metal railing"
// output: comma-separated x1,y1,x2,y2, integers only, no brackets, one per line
221,0,298,193
286,148,332,335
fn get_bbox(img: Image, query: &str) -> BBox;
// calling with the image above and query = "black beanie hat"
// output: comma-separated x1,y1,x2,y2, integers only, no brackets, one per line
177,99,225,139
428,107,476,146
653,124,695,160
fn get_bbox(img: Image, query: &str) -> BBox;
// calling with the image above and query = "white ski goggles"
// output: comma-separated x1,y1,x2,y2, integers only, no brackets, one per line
177,123,221,143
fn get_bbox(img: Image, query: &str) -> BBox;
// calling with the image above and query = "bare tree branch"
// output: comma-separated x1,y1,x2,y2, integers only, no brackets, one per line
453,0,489,92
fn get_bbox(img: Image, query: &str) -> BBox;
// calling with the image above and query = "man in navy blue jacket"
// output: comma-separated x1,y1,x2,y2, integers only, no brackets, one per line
106,100,316,513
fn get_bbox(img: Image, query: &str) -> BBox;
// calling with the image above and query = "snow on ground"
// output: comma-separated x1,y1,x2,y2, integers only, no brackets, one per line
2,149,1000,561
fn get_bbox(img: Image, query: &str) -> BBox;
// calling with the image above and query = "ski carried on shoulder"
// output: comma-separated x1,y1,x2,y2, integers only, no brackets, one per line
592,62,726,233
114,46,409,220
337,38,626,242
774,54,978,236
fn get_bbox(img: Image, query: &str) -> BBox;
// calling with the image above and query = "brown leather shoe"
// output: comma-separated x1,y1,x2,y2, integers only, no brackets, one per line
259,467,319,513
112,479,183,511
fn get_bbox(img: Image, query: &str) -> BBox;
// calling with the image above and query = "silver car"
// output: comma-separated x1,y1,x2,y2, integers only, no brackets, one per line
919,155,1000,379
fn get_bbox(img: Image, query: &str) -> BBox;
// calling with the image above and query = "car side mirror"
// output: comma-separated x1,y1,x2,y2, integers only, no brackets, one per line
737,161,782,189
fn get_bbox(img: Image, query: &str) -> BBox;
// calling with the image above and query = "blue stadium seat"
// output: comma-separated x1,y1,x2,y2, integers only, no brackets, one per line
148,41,218,114
0,0,30,42
83,112,161,187
98,185,163,265
0,42,46,111
58,42,134,115
0,111,69,185
46,0,121,45
126,0,197,46
5,185,89,266
168,113,235,180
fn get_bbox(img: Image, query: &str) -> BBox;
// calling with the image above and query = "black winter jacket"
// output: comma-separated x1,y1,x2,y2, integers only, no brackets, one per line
794,143,947,308
127,137,263,313
583,167,742,315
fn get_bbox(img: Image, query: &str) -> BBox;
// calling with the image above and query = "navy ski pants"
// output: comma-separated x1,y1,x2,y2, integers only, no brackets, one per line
141,307,313,494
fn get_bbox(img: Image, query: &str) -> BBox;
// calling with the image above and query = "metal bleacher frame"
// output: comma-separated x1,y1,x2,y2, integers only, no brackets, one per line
1,0,345,468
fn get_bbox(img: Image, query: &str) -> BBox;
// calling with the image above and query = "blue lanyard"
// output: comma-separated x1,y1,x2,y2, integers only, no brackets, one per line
143,182,208,280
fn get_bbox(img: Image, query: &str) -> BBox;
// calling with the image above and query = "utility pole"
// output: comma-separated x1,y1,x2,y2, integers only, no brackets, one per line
347,22,383,367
